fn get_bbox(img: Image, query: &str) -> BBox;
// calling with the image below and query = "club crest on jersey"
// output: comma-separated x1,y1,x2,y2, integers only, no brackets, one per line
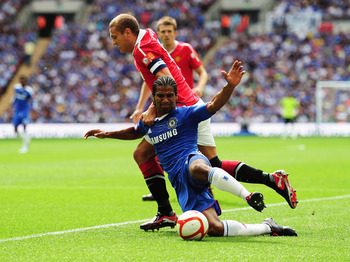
142,57,150,65
168,118,177,129
143,52,155,65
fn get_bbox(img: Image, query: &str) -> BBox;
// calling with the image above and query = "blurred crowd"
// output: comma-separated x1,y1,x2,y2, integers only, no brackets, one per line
273,0,350,20
0,0,36,96
1,0,349,124
87,0,216,57
204,30,350,123
2,0,219,123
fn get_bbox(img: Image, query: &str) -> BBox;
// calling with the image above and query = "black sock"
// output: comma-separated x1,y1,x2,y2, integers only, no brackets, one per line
145,174,172,215
209,156,222,168
235,164,270,185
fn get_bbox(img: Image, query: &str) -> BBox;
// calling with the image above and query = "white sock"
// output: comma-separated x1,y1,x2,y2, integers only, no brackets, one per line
21,132,30,149
208,168,250,199
222,220,271,236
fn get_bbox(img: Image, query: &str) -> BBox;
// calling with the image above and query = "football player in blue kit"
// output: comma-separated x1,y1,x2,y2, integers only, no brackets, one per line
12,76,34,153
84,60,297,237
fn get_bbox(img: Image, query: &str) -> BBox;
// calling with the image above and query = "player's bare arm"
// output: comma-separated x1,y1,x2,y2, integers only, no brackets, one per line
130,82,152,125
192,65,208,97
84,127,143,140
207,60,245,114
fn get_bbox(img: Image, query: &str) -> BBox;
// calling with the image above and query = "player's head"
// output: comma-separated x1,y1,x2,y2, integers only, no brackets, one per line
157,16,177,31
152,76,178,115
19,76,27,85
157,16,177,47
109,13,140,53
152,76,178,96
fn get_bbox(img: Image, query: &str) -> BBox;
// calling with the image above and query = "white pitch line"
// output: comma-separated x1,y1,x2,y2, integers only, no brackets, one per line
223,194,350,213
0,219,149,243
1,194,349,243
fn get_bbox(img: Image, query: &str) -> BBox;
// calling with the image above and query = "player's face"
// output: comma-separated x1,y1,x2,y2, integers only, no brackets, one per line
109,27,133,53
153,85,177,116
157,25,177,47
20,77,27,86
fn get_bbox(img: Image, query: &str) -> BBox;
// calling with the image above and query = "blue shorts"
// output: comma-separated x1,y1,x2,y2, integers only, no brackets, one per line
172,151,222,216
12,111,30,127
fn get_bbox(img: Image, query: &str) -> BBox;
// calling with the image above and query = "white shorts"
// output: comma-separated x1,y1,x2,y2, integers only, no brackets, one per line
195,99,216,147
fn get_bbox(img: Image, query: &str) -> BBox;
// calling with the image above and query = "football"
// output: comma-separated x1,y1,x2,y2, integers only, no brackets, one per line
176,210,209,241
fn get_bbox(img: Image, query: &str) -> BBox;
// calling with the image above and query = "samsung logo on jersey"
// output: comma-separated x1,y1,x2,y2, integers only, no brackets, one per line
150,128,178,144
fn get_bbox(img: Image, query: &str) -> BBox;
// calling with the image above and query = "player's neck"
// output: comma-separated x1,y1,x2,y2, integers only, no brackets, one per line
157,108,175,118
164,42,175,52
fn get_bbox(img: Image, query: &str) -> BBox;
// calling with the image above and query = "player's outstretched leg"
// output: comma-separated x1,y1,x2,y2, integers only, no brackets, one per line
263,218,298,236
217,160,298,209
140,211,177,231
208,167,266,212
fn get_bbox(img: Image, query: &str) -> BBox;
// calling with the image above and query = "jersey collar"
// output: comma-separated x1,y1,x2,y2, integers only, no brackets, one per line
155,107,178,121
133,29,147,54
155,113,169,121
167,40,178,54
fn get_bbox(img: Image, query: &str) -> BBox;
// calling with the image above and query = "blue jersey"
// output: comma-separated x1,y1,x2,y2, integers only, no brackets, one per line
136,103,212,184
12,83,34,127
13,83,34,112
136,103,222,215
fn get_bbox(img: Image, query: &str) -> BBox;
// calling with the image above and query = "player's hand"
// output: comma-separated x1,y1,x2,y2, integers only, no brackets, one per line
84,129,105,139
221,60,245,87
192,87,203,97
140,108,156,126
130,109,143,125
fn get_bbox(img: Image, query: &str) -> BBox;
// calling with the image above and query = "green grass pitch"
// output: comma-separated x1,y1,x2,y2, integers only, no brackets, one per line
1,136,349,261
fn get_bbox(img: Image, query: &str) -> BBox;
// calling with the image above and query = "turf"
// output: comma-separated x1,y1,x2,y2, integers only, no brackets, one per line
1,136,349,261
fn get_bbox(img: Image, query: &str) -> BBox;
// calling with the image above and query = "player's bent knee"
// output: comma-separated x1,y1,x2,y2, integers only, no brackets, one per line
133,148,153,164
133,148,142,162
190,160,209,173
189,160,211,183
133,141,156,164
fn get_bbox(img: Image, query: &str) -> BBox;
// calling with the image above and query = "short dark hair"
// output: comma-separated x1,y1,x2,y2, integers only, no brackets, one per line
152,76,177,96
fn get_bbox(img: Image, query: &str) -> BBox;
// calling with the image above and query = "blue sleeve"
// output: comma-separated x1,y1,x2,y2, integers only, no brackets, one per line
189,103,212,122
135,120,148,136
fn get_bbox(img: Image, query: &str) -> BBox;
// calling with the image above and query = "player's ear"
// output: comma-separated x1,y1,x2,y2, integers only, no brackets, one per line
124,28,131,35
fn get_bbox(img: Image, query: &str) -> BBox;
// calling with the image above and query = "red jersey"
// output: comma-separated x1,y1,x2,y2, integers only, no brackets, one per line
169,40,202,89
133,29,199,106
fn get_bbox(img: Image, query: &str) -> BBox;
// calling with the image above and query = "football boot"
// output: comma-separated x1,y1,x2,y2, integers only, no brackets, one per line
270,170,298,208
263,218,298,236
140,211,177,231
245,192,266,212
